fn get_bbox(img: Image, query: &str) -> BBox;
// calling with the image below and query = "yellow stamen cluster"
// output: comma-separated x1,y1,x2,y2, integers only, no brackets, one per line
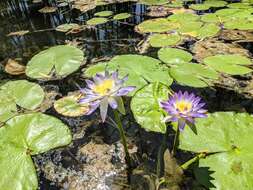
93,79,114,95
175,100,192,113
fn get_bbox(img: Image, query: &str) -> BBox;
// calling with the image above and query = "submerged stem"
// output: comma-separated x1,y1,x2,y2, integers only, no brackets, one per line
113,110,131,168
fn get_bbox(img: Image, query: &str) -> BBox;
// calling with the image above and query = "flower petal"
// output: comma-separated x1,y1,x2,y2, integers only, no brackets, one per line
178,119,186,132
116,86,135,96
100,98,109,122
108,97,118,109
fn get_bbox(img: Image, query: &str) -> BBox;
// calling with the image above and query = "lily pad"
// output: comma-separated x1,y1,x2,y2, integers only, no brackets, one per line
86,17,108,25
113,13,131,20
190,4,211,11
158,47,193,66
203,54,252,75
94,11,113,17
135,18,179,34
170,63,219,87
168,12,199,22
138,0,169,5
83,55,173,94
56,23,80,32
0,80,45,122
54,93,90,117
149,33,181,47
131,82,170,134
197,23,220,39
26,45,84,80
0,113,71,190
179,112,253,190
201,14,221,23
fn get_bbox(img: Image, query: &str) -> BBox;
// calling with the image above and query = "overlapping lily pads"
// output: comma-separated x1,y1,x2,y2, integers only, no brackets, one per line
84,54,173,94
179,112,253,190
26,45,85,80
0,113,72,190
0,80,45,122
131,82,170,134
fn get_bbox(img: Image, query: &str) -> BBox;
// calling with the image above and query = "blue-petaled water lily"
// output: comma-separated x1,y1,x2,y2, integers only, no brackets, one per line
79,70,135,122
160,91,207,131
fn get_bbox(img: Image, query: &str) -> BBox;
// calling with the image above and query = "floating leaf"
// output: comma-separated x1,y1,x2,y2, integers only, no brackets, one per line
179,112,253,190
94,11,113,17
158,47,192,66
56,23,81,33
178,21,203,35
4,59,26,75
113,13,131,20
54,93,89,117
138,0,169,5
131,83,170,134
170,63,219,87
26,45,84,80
190,4,211,11
201,14,221,23
203,54,252,75
84,55,173,94
86,17,108,25
135,18,179,34
0,113,72,190
168,12,199,22
197,23,220,39
39,6,57,13
149,33,181,47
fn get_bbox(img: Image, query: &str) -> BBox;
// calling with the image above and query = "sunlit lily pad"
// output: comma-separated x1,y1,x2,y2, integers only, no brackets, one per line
94,11,113,17
190,4,211,11
86,17,108,25
179,112,253,190
131,82,170,134
178,21,203,35
136,18,179,34
158,47,193,66
203,54,252,75
149,33,181,47
204,0,227,7
227,2,251,9
201,14,221,23
170,63,219,87
197,23,220,39
168,12,199,22
113,13,131,20
84,55,173,94
138,0,169,5
0,80,45,122
54,93,89,117
56,23,80,33
0,113,71,190
26,45,84,80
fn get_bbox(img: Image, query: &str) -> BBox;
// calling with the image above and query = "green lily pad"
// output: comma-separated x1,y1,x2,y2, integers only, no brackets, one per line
190,4,211,11
168,12,200,22
158,47,193,66
170,63,219,87
83,55,173,94
204,0,227,7
227,2,251,9
131,82,170,134
201,14,221,23
149,33,181,47
26,45,84,80
0,113,71,190
179,112,253,190
203,54,252,75
94,11,113,17
224,19,253,30
54,93,90,117
197,23,220,39
56,23,80,32
135,18,179,34
138,0,169,5
113,13,131,20
86,17,108,25
178,21,203,34
0,80,45,122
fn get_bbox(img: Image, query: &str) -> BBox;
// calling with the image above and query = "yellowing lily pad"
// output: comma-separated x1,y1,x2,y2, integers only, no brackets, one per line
86,17,108,25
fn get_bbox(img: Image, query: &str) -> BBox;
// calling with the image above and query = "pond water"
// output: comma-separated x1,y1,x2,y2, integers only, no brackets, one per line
1,0,253,190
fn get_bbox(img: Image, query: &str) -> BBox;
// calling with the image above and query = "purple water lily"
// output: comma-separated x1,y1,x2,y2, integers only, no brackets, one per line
79,70,135,122
160,91,207,131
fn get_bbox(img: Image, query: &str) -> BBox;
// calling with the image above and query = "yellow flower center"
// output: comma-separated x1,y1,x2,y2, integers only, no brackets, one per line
175,101,192,113
93,79,114,95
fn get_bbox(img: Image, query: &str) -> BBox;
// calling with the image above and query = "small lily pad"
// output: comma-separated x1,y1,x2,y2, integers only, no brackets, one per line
94,11,113,17
86,17,108,25
158,47,193,66
56,23,80,32
203,54,252,75
149,33,181,47
113,13,131,20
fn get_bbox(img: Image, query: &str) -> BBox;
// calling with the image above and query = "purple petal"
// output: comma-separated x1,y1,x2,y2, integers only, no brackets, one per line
85,79,95,88
86,100,100,115
116,86,135,96
178,119,186,132
100,98,108,122
190,112,207,118
108,97,118,109
93,73,105,84
112,71,119,80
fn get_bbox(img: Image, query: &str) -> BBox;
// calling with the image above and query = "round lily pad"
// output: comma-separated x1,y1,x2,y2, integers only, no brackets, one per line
94,11,113,17
158,47,193,66
26,45,84,80
56,23,80,32
131,82,170,134
0,113,71,190
190,4,211,11
201,14,221,23
168,12,200,22
179,112,253,190
197,23,220,39
113,13,131,20
86,17,108,25
149,33,181,47
203,54,252,75
135,18,179,34
54,93,89,117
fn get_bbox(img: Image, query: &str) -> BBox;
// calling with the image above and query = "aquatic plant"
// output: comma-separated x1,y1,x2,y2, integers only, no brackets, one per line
160,91,207,132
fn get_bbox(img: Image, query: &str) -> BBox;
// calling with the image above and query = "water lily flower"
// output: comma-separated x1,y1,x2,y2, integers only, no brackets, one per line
79,70,135,122
160,91,207,131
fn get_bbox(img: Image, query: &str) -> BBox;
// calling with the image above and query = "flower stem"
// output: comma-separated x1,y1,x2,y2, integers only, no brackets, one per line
113,110,131,168
172,126,179,156
180,153,206,170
